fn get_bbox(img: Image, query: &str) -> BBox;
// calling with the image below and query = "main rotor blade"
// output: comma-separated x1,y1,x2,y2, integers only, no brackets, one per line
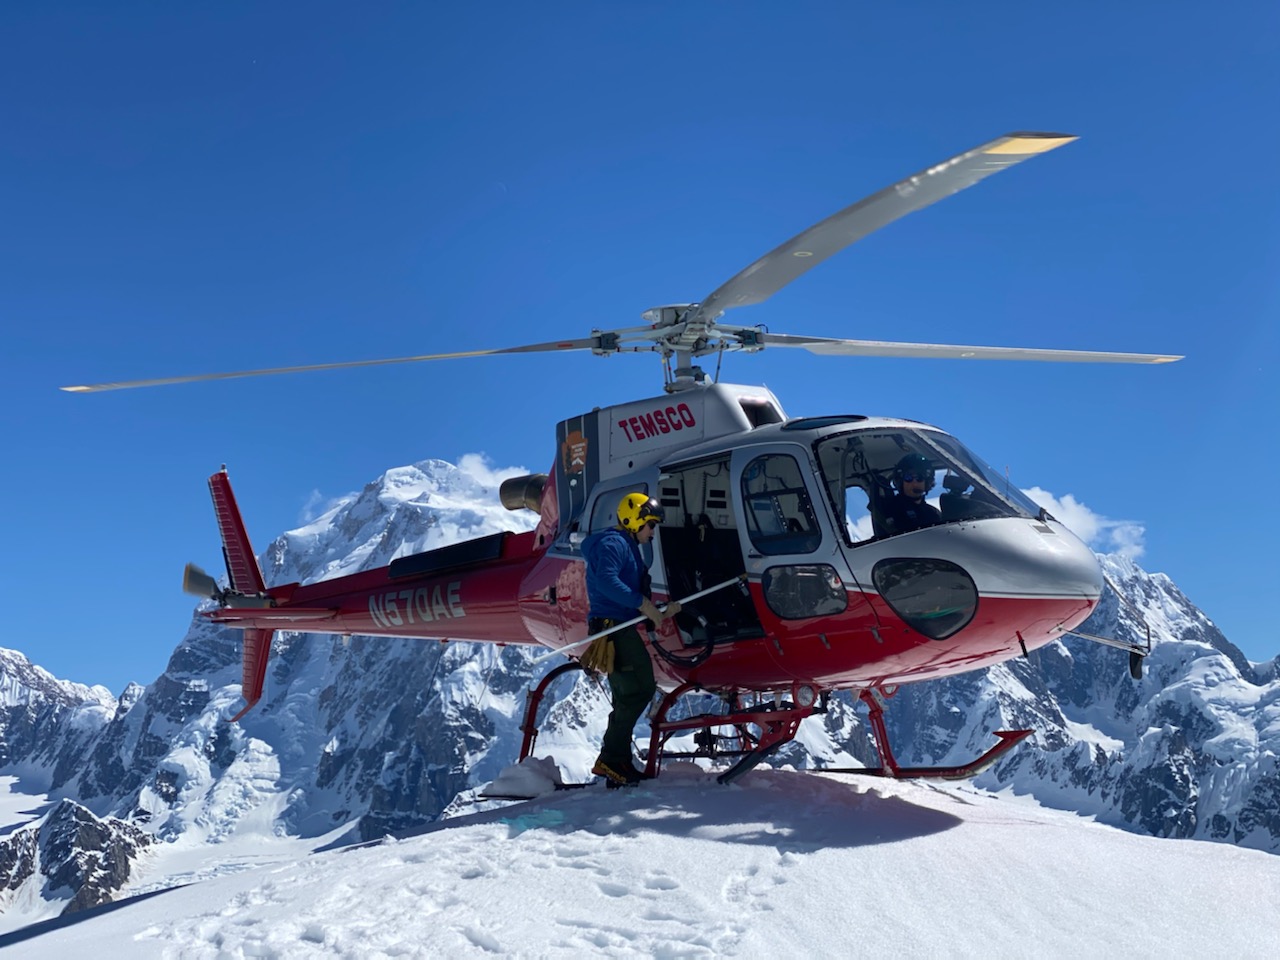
690,132,1077,327
59,336,604,393
759,332,1182,364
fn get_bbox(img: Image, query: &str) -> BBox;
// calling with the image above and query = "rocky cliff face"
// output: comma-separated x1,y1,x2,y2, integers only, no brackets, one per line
0,648,115,783
1,458,1276,918
0,800,152,915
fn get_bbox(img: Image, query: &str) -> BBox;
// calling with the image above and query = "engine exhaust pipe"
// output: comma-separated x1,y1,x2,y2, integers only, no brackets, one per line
500,473,548,514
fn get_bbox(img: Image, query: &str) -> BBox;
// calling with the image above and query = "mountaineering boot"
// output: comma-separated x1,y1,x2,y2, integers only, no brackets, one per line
592,758,641,789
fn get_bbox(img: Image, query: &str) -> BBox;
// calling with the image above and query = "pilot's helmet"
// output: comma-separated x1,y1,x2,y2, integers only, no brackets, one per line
893,453,935,491
617,493,666,532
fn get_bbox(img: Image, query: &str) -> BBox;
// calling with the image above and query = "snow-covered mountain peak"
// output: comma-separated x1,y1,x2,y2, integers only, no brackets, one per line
0,648,115,713
266,458,538,585
0,648,117,788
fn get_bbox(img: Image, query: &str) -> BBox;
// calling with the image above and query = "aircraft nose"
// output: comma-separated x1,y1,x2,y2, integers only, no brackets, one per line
959,518,1103,599
870,517,1103,601
859,518,1103,646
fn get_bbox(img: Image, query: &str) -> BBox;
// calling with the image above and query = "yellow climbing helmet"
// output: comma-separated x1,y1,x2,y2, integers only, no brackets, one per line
616,492,665,532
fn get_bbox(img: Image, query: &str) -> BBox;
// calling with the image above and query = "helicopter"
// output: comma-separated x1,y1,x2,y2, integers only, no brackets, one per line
64,131,1179,787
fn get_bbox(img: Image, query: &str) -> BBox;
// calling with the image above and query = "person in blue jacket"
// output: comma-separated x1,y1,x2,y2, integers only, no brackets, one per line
582,492,681,787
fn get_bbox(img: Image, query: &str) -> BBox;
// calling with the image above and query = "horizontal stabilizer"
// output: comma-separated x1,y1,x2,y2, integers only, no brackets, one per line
212,607,338,624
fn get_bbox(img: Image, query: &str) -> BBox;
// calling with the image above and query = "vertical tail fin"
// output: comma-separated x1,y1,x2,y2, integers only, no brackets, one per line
208,469,267,596
207,469,272,720
228,628,275,722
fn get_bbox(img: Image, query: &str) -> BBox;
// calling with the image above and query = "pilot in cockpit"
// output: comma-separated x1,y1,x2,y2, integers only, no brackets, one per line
881,452,943,536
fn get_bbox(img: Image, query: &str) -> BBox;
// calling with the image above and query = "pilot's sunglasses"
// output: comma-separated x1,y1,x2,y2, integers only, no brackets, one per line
902,472,931,483
645,519,660,529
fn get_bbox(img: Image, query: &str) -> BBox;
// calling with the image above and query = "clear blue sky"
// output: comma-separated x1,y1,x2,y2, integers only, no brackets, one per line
3,3,1276,694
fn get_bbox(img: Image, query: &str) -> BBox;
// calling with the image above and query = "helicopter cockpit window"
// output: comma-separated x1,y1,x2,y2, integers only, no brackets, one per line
920,433,1046,520
815,429,1039,544
740,454,821,555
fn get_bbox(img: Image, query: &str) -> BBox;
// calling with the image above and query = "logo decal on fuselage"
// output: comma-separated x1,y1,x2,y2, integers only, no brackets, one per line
616,402,697,444
561,429,588,474
368,581,464,629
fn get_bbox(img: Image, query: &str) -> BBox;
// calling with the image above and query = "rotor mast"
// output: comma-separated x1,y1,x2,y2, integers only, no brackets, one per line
639,304,708,392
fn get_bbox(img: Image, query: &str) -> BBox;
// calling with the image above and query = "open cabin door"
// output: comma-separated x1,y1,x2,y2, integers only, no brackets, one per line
654,455,763,644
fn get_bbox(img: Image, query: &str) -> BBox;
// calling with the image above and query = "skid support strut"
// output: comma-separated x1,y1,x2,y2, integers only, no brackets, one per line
517,661,584,762
821,688,1032,780
645,683,815,785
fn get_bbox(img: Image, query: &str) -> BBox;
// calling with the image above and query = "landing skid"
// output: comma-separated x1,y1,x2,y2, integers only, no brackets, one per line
817,689,1032,780
513,669,1031,790
478,782,592,802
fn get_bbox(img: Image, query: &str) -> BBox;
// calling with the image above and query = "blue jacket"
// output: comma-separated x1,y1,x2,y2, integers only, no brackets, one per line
583,526,647,620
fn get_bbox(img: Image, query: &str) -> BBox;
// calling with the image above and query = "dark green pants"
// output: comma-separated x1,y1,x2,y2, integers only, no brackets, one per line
599,625,657,766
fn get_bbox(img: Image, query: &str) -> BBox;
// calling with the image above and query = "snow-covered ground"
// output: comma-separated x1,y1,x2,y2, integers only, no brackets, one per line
0,776,51,837
3,763,1278,958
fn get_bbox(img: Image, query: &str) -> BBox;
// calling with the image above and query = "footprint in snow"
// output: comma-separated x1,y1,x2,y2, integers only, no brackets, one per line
644,874,680,891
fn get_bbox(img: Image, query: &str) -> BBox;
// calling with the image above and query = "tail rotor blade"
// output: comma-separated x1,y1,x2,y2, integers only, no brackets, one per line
183,563,221,600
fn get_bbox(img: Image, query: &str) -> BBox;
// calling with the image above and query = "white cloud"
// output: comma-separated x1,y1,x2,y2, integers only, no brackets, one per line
848,515,876,543
299,489,350,524
457,452,530,489
1021,486,1145,559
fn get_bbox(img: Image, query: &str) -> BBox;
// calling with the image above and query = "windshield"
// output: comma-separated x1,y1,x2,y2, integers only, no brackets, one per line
814,427,1044,544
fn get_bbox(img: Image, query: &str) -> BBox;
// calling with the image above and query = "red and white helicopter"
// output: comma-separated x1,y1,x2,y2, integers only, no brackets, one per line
65,132,1179,785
